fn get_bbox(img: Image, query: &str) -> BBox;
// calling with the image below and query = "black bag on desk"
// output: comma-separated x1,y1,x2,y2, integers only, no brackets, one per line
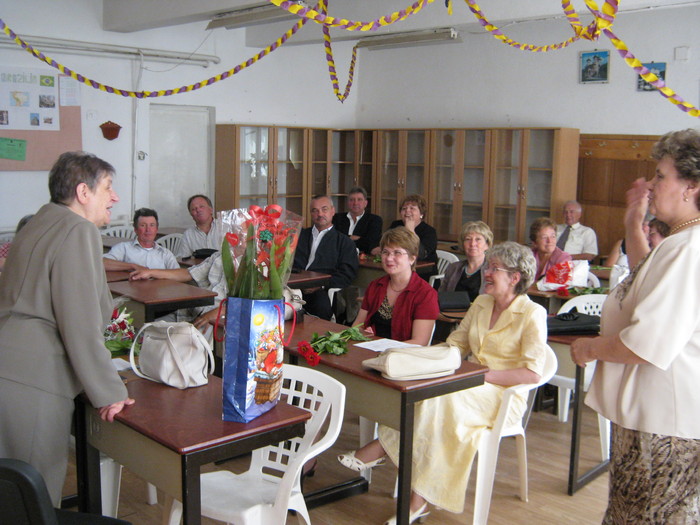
438,291,471,312
192,248,217,259
547,310,600,335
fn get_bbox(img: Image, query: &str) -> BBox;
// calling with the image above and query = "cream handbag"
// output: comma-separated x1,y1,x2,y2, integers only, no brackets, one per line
362,344,462,380
129,321,215,389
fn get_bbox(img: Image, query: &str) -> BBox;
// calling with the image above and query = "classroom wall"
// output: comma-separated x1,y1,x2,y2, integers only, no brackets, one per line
0,1,698,229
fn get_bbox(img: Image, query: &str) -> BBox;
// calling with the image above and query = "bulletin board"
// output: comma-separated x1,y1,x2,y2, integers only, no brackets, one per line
0,104,82,171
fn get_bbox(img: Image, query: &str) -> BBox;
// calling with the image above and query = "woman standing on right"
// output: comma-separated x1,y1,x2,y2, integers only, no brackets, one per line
571,129,700,523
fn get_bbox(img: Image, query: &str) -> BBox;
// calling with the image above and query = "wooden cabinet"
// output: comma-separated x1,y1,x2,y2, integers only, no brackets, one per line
427,127,579,244
577,134,658,259
216,125,580,241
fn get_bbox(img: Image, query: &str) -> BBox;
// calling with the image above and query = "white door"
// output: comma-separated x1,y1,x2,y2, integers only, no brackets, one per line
149,104,215,228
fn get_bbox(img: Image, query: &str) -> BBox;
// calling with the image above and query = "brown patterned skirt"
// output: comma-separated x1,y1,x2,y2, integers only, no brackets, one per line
604,423,700,524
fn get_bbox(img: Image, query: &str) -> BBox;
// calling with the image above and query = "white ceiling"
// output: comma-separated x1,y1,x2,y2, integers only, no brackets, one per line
102,0,700,35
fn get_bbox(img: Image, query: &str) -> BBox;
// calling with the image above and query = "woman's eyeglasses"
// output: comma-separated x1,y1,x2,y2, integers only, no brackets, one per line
380,250,409,258
484,264,514,273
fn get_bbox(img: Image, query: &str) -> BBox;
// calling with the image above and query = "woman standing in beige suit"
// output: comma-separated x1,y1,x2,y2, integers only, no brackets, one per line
0,152,134,505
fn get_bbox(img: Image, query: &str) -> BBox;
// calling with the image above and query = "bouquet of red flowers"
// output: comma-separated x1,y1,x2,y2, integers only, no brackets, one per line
103,305,138,357
219,205,303,300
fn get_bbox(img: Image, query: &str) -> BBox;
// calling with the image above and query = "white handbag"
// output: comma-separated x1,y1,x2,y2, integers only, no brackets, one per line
129,321,215,389
362,344,463,380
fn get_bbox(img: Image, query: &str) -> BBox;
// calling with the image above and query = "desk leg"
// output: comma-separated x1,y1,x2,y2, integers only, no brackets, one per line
397,395,414,525
568,364,608,495
181,456,202,525
74,399,103,514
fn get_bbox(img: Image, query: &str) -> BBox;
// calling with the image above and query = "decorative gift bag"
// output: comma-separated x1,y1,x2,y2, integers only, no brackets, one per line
223,298,285,422
217,204,302,423
537,260,589,291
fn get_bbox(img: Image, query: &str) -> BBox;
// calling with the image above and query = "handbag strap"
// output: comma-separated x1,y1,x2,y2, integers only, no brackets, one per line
129,322,154,382
190,325,216,375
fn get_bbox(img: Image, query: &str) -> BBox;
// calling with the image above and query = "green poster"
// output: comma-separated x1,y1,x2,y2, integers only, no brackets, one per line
0,137,27,161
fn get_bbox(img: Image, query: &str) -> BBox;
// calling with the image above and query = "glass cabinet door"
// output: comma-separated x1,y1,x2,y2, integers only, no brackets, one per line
239,126,270,210
378,131,400,222
461,130,487,225
309,129,329,198
275,127,305,217
331,130,356,211
405,130,427,196
524,129,554,230
432,129,458,237
357,131,374,198
491,129,522,242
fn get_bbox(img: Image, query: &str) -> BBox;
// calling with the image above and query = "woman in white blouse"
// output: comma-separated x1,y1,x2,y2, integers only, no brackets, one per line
572,129,700,523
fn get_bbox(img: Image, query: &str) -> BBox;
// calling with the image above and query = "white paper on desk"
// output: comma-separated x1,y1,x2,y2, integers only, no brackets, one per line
111,358,132,371
354,339,420,353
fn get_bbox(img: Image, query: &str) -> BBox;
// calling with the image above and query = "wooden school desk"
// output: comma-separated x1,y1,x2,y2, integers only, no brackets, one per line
108,279,215,323
285,316,487,525
74,375,311,525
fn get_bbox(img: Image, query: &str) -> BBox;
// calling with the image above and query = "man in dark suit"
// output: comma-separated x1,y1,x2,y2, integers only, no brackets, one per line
332,186,383,255
294,195,358,320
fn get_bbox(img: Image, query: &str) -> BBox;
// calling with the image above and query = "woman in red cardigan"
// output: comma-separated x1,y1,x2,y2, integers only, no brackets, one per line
353,226,438,345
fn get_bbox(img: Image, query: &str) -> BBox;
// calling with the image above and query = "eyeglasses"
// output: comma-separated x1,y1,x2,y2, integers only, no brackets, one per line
380,249,409,258
484,264,514,274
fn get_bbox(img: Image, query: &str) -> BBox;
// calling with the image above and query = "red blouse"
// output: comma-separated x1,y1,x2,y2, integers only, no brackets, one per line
360,272,439,342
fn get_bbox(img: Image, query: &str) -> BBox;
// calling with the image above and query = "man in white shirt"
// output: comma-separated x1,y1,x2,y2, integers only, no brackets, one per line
293,195,358,320
103,208,179,271
178,194,221,258
556,200,598,261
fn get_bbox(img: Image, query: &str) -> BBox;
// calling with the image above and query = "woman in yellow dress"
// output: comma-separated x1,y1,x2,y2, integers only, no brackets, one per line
338,241,547,524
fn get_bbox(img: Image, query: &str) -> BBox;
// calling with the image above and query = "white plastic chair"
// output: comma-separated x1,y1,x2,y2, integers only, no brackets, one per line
0,233,14,244
166,364,346,525
549,294,611,459
471,344,557,525
102,226,136,240
428,249,460,288
586,272,601,288
156,233,183,255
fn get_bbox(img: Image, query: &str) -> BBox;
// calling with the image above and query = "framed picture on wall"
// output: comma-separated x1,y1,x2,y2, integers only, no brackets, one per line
637,62,666,91
580,50,610,84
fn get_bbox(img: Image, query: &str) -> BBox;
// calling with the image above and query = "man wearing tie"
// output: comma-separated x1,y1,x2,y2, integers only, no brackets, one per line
293,195,358,320
556,200,598,261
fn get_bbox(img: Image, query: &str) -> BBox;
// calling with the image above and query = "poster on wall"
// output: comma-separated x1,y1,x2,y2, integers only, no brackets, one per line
579,50,610,84
0,66,60,131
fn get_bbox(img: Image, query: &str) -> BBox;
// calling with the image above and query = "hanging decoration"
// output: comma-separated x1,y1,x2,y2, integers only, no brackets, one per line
0,15,310,98
0,0,698,118
267,0,434,31
319,0,358,102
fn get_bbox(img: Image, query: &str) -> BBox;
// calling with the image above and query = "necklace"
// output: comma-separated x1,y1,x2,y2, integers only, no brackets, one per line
670,216,700,235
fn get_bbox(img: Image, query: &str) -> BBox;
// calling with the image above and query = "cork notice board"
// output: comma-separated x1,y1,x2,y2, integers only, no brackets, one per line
0,104,82,171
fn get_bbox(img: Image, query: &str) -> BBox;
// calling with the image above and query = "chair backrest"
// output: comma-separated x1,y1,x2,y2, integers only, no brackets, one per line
102,226,136,240
250,364,345,510
156,233,183,255
435,249,460,275
557,294,607,316
0,458,60,525
586,272,601,288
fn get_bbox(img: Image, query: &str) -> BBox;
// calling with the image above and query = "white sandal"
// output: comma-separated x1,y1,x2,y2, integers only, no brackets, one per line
337,451,385,472
384,503,430,525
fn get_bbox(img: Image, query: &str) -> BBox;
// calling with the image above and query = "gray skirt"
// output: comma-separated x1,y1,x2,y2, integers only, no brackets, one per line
604,423,700,524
